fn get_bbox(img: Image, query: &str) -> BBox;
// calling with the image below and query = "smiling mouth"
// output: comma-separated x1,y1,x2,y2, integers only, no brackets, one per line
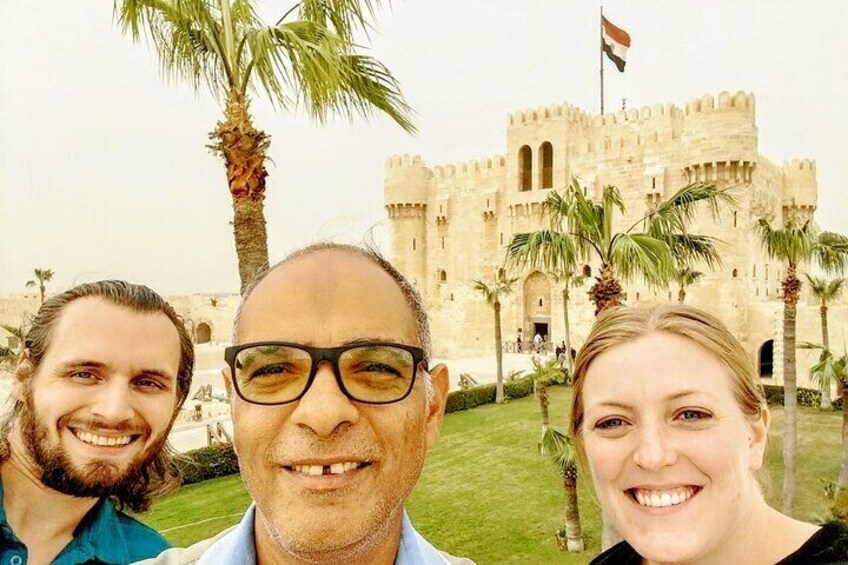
70,428,139,448
627,486,701,508
284,462,372,477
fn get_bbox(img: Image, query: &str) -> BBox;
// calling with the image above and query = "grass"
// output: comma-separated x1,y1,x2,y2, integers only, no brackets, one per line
140,387,844,564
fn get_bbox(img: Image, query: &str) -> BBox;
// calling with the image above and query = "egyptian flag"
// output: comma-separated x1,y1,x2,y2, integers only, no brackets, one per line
602,16,630,72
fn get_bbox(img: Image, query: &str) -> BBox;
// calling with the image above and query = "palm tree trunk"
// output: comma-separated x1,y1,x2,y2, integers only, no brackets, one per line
836,390,848,520
562,287,574,376
494,300,505,403
820,305,833,409
210,91,271,293
590,264,623,316
782,269,800,516
677,285,685,304
562,466,585,552
535,379,549,437
39,284,45,304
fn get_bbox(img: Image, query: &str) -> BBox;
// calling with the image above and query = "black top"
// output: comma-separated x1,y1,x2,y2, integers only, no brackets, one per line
589,521,848,565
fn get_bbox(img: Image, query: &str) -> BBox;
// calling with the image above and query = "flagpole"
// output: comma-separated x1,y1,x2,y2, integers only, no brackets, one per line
600,6,605,115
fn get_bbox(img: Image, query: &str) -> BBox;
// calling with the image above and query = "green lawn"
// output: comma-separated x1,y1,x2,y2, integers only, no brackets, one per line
141,387,844,564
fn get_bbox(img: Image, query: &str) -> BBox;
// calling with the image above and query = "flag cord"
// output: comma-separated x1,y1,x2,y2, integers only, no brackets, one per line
600,6,605,115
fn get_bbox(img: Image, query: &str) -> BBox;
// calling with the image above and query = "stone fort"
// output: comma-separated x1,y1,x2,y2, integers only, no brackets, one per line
383,90,847,389
1,91,845,391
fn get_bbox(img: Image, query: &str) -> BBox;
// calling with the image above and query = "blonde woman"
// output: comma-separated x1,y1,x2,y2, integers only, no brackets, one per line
569,305,848,564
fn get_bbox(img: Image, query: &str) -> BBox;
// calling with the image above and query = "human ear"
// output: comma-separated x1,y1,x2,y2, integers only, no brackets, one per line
424,363,450,451
747,407,770,471
11,350,34,402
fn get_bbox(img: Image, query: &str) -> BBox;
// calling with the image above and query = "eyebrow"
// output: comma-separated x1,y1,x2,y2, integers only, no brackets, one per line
589,389,707,411
58,359,175,381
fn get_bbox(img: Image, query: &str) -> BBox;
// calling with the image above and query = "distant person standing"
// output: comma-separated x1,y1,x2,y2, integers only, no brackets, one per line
534,332,542,354
516,334,523,353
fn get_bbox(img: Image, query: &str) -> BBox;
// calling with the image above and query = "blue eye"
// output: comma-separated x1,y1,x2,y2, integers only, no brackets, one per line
596,417,625,429
678,409,711,421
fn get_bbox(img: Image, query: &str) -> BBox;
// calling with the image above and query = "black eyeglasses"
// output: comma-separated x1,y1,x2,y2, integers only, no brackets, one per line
224,341,427,406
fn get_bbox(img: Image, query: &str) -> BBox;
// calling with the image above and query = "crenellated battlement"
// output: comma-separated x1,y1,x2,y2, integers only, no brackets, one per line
783,158,816,172
432,155,506,180
385,153,427,169
684,91,755,115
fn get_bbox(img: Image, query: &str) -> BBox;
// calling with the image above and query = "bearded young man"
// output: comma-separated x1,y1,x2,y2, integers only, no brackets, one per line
0,280,194,564
143,244,473,565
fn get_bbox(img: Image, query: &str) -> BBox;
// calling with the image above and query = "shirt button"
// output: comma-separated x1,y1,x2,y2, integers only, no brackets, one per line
10,557,22,565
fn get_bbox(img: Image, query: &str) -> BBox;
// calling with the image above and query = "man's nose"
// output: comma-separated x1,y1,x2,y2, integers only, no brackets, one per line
89,379,136,424
289,361,359,436
631,421,678,470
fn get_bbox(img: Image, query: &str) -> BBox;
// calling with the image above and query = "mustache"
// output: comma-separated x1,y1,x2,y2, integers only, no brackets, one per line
60,416,149,436
269,432,382,464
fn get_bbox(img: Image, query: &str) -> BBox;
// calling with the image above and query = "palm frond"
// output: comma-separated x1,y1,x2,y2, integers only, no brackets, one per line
298,0,383,41
540,427,579,471
663,233,723,271
506,230,577,275
610,233,674,287
0,324,25,340
753,218,814,268
814,231,848,275
115,0,232,96
643,183,735,237
806,275,847,304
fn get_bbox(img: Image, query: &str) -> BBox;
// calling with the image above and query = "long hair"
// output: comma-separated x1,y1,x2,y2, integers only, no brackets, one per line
1,280,195,512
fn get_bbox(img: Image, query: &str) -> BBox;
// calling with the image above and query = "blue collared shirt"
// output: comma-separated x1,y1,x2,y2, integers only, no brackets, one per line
0,479,169,564
195,504,449,565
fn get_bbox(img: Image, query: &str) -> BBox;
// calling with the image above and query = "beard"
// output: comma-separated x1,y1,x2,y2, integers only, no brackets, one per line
19,385,170,508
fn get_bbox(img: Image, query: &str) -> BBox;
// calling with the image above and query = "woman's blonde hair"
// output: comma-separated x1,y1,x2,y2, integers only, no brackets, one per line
569,304,767,456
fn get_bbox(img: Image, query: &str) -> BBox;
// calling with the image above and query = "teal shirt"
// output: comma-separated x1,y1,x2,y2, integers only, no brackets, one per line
0,480,170,564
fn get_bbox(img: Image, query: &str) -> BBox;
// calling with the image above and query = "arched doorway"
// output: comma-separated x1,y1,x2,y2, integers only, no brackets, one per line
758,340,774,377
523,272,552,345
518,145,532,192
196,322,212,344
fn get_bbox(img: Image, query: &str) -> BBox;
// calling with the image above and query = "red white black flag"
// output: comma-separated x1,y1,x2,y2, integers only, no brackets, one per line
602,16,630,72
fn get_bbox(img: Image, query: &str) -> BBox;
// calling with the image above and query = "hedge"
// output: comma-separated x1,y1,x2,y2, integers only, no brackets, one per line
178,443,239,486
761,384,822,408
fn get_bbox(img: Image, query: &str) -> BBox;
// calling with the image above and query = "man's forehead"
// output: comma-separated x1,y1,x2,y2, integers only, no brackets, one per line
238,250,418,342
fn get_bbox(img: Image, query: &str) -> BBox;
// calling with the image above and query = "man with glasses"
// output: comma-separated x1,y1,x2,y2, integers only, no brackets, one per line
144,243,473,565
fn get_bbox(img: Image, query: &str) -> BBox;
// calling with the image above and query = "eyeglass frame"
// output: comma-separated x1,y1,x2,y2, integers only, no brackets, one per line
224,341,428,406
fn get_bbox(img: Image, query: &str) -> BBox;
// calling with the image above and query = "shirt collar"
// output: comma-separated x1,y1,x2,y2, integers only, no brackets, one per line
202,505,446,565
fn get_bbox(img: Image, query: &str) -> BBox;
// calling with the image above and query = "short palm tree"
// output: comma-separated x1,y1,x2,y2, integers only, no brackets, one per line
114,0,414,292
799,342,848,519
0,324,27,369
806,275,846,408
754,218,848,515
673,266,704,304
26,268,54,304
528,357,564,437
510,178,732,316
541,427,584,552
472,272,519,403
505,233,583,375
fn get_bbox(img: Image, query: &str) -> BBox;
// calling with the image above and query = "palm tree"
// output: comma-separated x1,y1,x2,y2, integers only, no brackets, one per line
472,272,519,403
754,218,848,515
528,357,565,437
0,324,27,369
114,0,414,292
806,275,846,408
510,178,732,316
673,266,704,304
506,231,583,375
799,342,848,519
26,268,54,304
541,427,584,552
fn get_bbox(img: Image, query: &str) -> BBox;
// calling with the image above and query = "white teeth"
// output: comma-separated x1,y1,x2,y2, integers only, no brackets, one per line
73,430,132,447
290,462,364,476
632,487,696,508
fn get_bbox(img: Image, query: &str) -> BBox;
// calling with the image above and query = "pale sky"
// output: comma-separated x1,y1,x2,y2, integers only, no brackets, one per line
2,1,846,296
